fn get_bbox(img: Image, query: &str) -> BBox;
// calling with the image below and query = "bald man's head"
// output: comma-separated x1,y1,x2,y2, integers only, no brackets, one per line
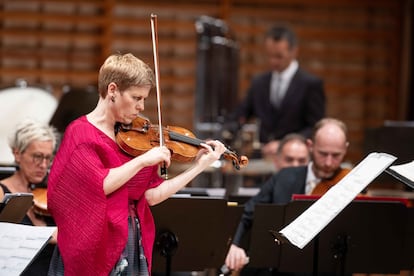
308,118,349,179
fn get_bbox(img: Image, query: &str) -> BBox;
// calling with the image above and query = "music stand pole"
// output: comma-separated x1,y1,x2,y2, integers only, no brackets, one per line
332,234,349,276
312,235,319,276
155,230,178,276
151,198,236,273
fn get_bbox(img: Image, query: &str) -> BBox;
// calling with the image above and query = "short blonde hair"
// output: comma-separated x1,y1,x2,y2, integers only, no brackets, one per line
98,53,155,97
9,119,59,153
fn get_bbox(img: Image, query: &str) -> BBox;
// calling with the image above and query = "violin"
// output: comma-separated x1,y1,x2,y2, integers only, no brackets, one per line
311,168,351,195
115,115,249,170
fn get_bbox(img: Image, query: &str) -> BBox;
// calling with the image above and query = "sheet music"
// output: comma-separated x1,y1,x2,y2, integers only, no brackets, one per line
389,160,414,183
0,222,56,276
279,152,397,249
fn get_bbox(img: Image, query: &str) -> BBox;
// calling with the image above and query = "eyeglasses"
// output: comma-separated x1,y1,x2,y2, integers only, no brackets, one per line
31,153,53,165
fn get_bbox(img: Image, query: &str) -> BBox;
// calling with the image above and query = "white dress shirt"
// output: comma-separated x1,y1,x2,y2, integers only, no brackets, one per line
305,162,320,195
270,60,299,107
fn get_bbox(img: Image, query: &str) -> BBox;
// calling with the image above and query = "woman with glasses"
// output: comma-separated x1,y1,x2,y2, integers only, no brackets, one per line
0,118,59,275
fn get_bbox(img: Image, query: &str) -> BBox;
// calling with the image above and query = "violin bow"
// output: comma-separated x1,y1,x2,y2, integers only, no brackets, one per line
151,14,168,178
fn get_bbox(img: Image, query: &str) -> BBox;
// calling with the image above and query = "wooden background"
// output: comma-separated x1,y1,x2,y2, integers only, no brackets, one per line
0,0,411,165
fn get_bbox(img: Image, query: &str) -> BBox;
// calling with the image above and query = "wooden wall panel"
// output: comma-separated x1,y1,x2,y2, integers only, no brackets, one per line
0,0,104,94
0,0,408,165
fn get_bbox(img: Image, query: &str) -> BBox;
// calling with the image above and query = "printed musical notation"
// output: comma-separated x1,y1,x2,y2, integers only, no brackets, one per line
0,222,56,276
278,152,397,249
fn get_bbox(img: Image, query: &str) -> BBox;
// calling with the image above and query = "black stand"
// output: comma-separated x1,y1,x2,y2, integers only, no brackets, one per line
150,197,243,274
312,235,319,276
316,200,404,274
249,199,406,275
0,193,33,223
401,207,414,271
333,234,350,276
155,230,178,276
248,204,285,269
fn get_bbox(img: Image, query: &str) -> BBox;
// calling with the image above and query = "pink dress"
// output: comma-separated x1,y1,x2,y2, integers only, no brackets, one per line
48,116,163,275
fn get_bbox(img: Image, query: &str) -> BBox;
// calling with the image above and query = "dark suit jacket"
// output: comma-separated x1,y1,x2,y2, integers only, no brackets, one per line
234,68,325,143
232,166,308,246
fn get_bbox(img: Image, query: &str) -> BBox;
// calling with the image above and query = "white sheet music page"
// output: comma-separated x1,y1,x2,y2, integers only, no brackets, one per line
279,152,397,249
0,222,56,276
389,160,414,183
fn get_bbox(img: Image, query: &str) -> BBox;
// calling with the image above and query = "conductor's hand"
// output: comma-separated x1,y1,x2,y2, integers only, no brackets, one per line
140,146,171,168
225,244,249,271
195,140,226,168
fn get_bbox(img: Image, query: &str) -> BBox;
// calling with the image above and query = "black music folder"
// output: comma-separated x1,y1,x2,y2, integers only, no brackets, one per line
150,197,242,274
0,192,33,223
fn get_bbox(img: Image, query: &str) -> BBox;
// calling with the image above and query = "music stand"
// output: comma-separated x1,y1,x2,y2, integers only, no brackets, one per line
150,197,242,274
401,207,414,270
248,204,286,269
0,193,34,223
278,199,406,275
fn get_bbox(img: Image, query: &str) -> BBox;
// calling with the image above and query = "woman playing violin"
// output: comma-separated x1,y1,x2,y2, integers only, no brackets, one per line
47,53,226,276
0,119,58,275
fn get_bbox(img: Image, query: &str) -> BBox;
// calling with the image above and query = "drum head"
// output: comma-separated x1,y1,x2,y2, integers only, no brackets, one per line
0,87,58,165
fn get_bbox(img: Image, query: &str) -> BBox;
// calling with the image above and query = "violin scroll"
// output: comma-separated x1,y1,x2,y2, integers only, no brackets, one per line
223,148,249,170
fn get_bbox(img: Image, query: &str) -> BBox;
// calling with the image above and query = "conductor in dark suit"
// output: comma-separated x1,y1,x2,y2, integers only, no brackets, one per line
228,24,325,158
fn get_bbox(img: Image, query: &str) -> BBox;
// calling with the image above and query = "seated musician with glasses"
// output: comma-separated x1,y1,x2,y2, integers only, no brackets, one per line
0,119,59,276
